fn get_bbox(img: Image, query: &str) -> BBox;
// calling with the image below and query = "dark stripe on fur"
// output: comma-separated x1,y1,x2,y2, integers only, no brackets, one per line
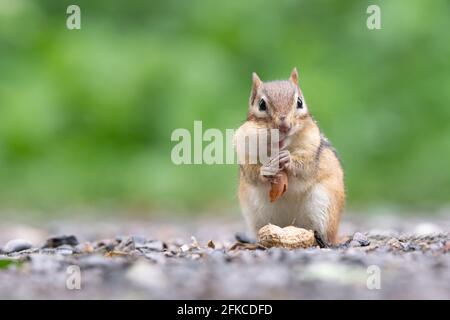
315,133,342,166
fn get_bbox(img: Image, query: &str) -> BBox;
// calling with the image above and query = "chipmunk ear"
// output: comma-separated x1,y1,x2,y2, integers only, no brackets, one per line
289,67,299,85
250,72,262,105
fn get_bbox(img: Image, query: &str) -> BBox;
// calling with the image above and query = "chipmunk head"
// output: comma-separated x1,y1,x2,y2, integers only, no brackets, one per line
247,68,309,140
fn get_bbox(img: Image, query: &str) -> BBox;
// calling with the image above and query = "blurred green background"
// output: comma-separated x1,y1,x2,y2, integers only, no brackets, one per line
0,0,449,213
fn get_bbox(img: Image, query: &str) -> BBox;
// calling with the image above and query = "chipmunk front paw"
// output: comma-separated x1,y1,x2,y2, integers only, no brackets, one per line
260,152,283,175
260,150,290,182
278,149,291,170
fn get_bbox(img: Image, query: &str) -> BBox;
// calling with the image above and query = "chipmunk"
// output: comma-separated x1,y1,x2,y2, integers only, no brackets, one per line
236,68,345,245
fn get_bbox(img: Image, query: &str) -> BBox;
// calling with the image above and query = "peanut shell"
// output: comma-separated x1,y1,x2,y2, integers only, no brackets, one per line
258,224,315,249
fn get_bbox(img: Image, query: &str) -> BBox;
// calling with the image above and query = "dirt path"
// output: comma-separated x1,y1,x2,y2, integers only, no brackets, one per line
0,213,449,299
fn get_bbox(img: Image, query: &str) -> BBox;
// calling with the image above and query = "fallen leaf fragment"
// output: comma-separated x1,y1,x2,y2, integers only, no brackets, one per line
104,250,129,257
207,240,215,249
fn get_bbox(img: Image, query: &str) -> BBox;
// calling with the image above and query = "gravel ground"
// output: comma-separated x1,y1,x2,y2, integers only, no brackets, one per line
0,212,449,299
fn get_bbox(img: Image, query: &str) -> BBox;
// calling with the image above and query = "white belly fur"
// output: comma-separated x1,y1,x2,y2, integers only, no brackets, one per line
240,178,331,238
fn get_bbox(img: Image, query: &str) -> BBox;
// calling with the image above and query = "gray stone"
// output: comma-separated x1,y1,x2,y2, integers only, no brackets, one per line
142,240,165,252
131,235,148,248
3,239,33,254
95,239,116,251
349,240,362,247
44,235,79,248
56,245,73,256
352,232,370,246
115,237,135,251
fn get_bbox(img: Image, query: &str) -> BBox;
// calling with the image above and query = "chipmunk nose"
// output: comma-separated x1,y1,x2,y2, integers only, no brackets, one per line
278,117,291,133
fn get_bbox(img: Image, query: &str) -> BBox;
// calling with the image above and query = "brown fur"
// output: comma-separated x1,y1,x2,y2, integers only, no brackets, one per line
237,69,345,244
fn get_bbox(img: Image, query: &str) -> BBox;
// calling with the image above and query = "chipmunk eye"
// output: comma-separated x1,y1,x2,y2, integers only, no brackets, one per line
297,97,303,109
258,99,267,111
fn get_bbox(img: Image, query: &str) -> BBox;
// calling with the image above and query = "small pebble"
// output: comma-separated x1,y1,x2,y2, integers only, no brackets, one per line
44,235,79,248
2,239,33,254
235,232,255,244
40,248,57,255
349,240,361,247
115,237,135,252
190,236,199,248
352,232,370,247
401,242,421,252
96,239,116,251
143,240,165,252
56,245,74,256
207,240,215,249
386,238,402,250
180,244,190,252
82,243,94,253
132,235,148,248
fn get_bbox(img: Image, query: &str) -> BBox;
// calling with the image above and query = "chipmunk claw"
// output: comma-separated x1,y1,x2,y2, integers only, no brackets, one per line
278,149,291,169
261,151,288,179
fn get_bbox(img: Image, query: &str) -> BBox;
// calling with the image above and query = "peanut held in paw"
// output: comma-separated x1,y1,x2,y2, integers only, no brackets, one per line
269,170,288,202
258,224,315,249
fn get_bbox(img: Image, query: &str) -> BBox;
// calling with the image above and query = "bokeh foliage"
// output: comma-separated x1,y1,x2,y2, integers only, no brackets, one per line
0,0,449,211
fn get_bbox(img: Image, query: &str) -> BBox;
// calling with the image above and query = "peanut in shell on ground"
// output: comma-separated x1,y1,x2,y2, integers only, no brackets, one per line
258,224,316,249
